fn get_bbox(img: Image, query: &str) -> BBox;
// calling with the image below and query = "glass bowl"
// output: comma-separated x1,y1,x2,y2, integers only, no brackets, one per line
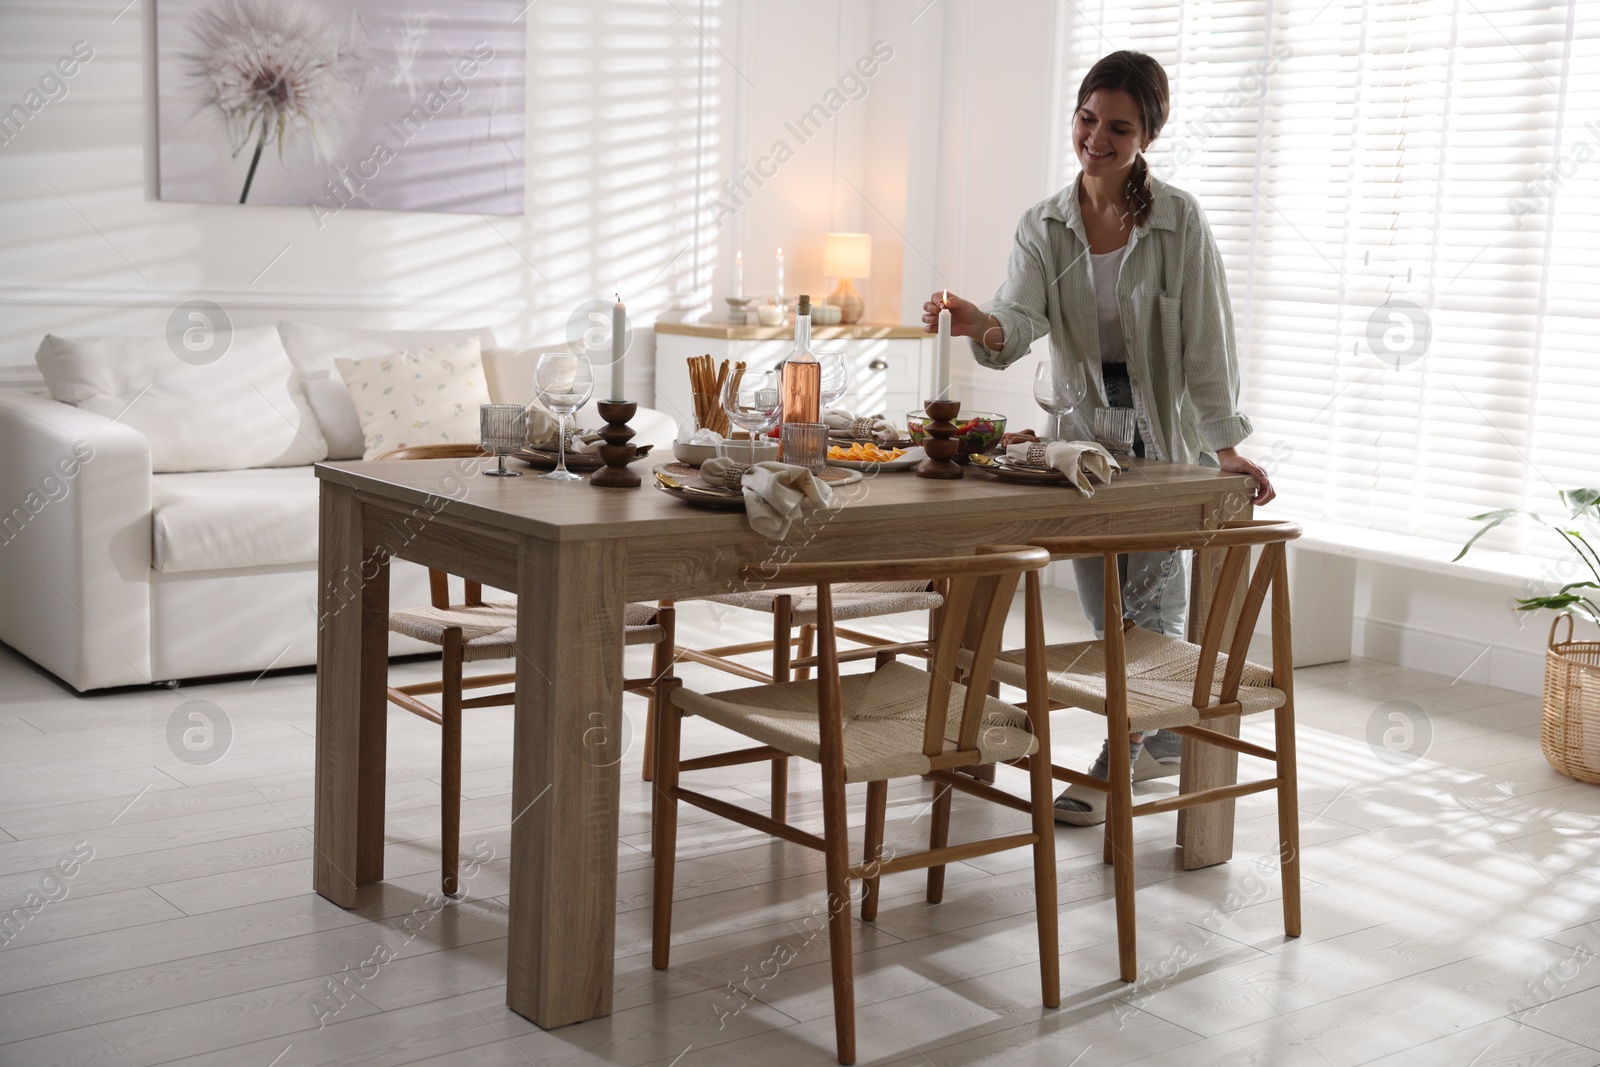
904,411,1007,462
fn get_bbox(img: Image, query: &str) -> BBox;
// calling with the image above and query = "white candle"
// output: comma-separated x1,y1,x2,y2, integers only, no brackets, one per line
775,247,785,307
935,291,951,399
734,251,744,300
611,294,626,400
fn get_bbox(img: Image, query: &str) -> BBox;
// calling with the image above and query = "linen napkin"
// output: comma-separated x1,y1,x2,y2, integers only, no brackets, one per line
1004,440,1120,495
699,458,839,539
824,408,899,443
527,411,601,453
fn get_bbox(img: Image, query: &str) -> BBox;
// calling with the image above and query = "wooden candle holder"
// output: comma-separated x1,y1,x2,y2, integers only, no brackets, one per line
915,399,964,480
590,400,641,488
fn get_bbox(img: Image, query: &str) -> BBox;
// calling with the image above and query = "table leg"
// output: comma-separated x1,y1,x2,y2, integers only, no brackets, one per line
506,537,625,1027
313,483,390,905
1176,496,1252,869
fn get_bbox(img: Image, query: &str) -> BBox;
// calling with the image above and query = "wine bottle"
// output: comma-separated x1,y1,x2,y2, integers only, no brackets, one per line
781,294,821,425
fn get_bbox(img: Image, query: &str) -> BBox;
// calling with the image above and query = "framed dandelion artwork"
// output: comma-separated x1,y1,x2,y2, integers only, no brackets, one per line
155,0,525,217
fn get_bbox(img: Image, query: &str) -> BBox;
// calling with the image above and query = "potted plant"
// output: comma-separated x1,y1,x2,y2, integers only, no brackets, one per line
1456,488,1600,783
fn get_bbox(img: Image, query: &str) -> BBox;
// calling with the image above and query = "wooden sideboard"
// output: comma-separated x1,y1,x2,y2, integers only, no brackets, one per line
653,321,929,429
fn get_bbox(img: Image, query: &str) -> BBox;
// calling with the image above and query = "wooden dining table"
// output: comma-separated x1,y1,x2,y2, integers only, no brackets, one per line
311,454,1257,1029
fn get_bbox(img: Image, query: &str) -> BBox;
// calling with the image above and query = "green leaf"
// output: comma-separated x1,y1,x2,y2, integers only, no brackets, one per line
1556,581,1600,596
1514,595,1582,611
1453,509,1518,562
1561,488,1600,519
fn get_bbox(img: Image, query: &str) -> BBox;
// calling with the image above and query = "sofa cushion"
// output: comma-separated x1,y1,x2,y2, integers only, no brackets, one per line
36,327,329,473
334,338,492,460
151,467,318,574
278,322,499,459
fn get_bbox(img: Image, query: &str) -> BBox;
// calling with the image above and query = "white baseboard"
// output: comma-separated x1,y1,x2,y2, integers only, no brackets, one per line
1355,616,1545,696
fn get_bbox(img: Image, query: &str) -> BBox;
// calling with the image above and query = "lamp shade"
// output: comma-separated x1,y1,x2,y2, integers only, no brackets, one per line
822,232,872,279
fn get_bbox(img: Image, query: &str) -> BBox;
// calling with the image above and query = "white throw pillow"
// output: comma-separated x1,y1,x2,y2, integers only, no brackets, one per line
335,338,492,460
278,322,499,459
35,326,329,473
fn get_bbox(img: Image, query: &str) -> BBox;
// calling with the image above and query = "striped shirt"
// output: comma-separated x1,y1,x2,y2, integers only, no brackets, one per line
971,173,1253,464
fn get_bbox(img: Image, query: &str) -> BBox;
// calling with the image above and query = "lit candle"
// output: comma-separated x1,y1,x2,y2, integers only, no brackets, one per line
775,247,785,307
734,251,744,300
611,294,626,400
935,290,951,400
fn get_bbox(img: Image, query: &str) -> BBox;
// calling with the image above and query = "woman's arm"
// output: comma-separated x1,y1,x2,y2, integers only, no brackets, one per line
1178,206,1252,453
1215,447,1276,505
1178,202,1274,505
922,217,1053,369
919,294,1006,350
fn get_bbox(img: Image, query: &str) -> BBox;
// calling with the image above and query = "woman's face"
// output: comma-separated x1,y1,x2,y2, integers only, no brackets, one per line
1074,89,1145,180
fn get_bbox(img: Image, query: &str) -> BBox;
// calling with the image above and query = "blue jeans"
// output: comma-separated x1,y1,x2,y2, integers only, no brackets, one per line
1071,364,1190,638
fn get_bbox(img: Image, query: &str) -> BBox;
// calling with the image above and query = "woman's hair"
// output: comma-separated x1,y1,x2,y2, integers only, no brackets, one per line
1075,51,1170,227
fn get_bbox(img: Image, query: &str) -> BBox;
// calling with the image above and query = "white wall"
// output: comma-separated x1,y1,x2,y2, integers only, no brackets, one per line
0,0,921,393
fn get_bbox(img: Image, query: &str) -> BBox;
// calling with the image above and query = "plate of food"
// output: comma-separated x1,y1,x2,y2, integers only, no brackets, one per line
824,442,926,472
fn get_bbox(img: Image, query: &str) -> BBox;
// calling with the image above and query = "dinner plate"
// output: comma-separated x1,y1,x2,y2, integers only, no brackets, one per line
967,455,1074,484
652,479,748,510
824,446,926,472
515,444,653,472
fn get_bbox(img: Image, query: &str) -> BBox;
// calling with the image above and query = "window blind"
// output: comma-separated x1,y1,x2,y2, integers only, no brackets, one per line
1055,0,1600,559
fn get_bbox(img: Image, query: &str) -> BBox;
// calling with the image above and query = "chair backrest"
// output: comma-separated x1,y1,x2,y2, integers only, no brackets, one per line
1030,519,1302,712
372,445,491,609
739,548,1050,767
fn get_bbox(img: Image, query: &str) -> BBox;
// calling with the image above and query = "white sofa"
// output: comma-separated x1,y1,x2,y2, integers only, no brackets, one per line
0,323,674,692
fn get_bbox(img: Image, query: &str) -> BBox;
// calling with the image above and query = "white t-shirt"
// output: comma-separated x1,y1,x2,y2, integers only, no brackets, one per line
1089,246,1127,364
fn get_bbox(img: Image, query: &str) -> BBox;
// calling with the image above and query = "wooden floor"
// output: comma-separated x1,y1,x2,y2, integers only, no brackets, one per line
2,590,1599,1066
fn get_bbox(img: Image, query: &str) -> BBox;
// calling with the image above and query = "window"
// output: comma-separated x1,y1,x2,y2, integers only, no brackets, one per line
1055,0,1600,558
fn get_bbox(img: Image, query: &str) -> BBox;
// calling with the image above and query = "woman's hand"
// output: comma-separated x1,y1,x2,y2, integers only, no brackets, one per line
1000,430,1040,447
922,292,1002,350
1215,447,1276,506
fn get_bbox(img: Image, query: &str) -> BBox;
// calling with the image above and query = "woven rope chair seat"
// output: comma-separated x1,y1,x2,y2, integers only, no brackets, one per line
390,600,665,662
701,581,944,627
670,660,1037,783
983,627,1285,733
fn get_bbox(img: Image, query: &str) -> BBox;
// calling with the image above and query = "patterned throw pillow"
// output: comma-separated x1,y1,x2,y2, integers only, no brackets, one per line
334,338,492,460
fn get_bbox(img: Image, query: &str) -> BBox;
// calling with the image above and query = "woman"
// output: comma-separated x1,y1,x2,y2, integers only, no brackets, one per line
923,50,1275,825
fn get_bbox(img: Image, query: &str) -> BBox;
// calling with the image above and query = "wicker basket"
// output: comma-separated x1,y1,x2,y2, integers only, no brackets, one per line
1542,616,1600,784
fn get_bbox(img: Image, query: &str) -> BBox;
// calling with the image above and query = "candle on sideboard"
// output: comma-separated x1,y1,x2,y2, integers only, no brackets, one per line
611,294,626,400
775,247,785,307
734,251,744,300
934,290,952,400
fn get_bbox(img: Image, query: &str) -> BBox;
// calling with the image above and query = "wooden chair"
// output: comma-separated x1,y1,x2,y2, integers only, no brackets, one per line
651,548,1058,1065
986,519,1303,981
374,444,677,895
643,582,946,822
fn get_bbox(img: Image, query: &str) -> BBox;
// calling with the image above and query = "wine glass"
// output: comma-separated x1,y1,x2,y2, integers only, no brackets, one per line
1033,362,1088,437
721,369,781,464
817,349,850,410
534,352,594,481
479,404,527,477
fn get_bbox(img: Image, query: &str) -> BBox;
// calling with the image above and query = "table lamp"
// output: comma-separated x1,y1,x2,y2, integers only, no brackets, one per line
823,232,871,325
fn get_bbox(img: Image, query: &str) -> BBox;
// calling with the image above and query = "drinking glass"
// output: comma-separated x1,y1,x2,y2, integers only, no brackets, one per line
534,352,594,481
1033,361,1088,435
1095,407,1137,457
817,349,850,410
721,369,782,464
479,404,527,477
